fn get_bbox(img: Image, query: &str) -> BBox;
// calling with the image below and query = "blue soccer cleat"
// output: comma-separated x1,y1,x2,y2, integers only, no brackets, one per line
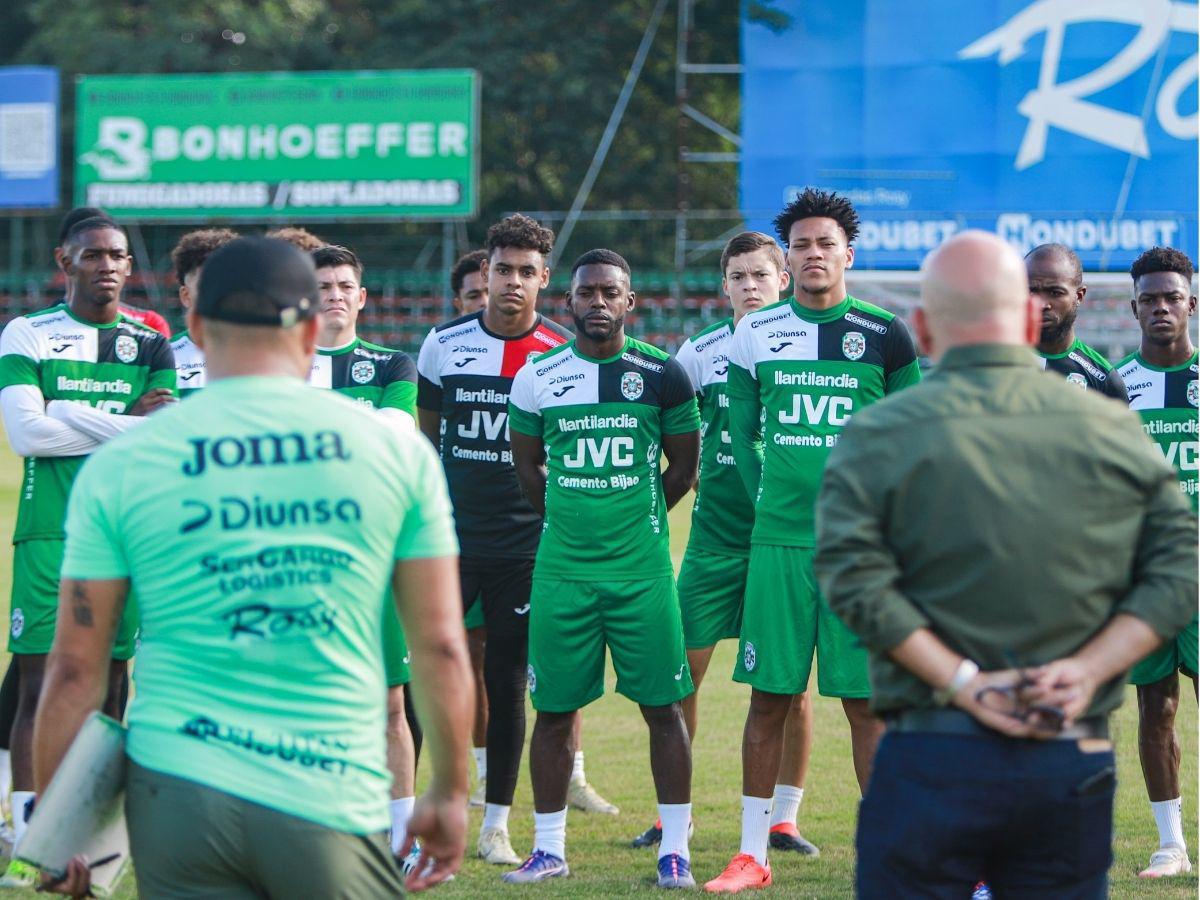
502,850,570,884
657,853,696,889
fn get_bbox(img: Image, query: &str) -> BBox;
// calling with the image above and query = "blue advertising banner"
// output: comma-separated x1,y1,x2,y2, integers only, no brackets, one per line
741,1,1198,269
0,67,59,209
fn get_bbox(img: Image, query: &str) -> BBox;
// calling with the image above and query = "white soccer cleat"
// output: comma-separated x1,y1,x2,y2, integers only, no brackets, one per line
1138,845,1192,878
469,777,486,808
478,826,522,865
567,776,619,815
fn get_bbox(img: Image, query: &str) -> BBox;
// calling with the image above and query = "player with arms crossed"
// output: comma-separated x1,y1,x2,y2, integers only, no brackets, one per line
705,190,921,893
169,228,239,398
0,217,176,887
1027,243,1128,400
1118,246,1199,878
508,249,701,887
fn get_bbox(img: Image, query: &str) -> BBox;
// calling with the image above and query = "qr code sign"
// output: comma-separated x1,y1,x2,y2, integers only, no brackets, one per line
0,103,54,176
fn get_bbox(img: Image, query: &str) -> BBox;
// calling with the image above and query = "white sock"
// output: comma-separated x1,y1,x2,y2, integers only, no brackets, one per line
482,802,510,832
571,750,585,782
473,746,487,782
739,795,772,866
389,796,415,854
11,791,35,846
1152,798,1187,851
769,784,804,828
533,807,568,861
0,750,10,800
658,802,692,861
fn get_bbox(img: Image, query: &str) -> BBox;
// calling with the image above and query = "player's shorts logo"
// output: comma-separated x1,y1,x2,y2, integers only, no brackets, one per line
351,360,375,384
10,608,23,639
1066,373,1088,389
1187,380,1199,407
842,332,866,361
743,641,757,672
621,371,644,401
526,664,537,693
115,335,138,363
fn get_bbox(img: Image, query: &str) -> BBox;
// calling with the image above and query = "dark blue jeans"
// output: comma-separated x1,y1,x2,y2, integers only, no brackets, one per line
857,731,1115,899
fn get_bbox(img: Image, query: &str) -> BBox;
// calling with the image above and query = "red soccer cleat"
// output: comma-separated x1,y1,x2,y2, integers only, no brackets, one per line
703,853,772,893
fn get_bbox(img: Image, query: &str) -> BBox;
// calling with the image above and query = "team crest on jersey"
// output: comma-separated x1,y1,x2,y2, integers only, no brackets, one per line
114,334,139,363
1066,373,1088,389
621,371,644,401
842,332,866,361
351,360,375,384
10,608,23,639
526,664,537,693
743,641,757,672
1188,380,1199,407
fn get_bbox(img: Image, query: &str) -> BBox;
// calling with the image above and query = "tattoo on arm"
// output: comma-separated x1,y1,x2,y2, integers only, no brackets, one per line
69,581,94,628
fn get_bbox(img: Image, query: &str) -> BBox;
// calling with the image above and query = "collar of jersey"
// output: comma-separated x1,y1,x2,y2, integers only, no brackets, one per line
787,294,853,324
61,302,122,330
1129,348,1199,373
478,311,544,342
1036,337,1082,360
316,337,360,355
571,335,629,365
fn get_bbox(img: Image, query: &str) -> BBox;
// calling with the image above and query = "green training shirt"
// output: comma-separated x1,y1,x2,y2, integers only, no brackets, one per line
1118,349,1198,511
508,336,700,581
0,303,176,542
60,376,458,834
675,318,754,557
310,337,417,416
728,295,920,548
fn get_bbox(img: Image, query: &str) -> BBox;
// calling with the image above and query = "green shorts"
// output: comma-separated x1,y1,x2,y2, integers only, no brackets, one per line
1130,614,1199,685
528,575,693,712
381,599,410,687
677,545,747,649
464,596,484,630
734,544,869,698
9,539,139,660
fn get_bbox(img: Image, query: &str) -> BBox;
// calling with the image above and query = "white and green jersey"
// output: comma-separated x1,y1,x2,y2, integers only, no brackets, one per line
1037,338,1128,402
1118,349,1199,510
509,336,700,581
171,330,206,398
729,295,920,548
60,376,458,834
675,318,753,557
309,337,417,417
0,303,176,542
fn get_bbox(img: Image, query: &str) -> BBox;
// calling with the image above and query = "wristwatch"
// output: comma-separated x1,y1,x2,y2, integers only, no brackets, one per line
934,658,979,706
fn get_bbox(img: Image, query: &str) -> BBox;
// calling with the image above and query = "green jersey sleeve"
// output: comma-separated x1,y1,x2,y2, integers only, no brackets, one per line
660,358,701,434
727,319,765,499
61,450,130,580
394,429,460,560
145,334,179,395
380,353,418,417
507,363,543,437
0,317,41,389
883,317,921,394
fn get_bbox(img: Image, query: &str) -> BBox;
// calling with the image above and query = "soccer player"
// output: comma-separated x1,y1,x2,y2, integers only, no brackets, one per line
629,232,817,856
31,236,471,897
451,250,490,314
169,228,238,398
1027,243,1128,400
0,217,176,887
308,243,423,865
507,249,700,887
705,189,921,893
1118,246,1199,878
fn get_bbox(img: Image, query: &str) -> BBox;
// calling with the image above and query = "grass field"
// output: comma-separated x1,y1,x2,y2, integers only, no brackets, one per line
0,437,1194,898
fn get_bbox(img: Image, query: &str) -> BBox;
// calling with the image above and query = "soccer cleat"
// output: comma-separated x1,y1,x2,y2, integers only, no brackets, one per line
703,853,772,893
478,826,522,865
567,776,619,815
631,820,663,848
1138,845,1192,878
0,859,37,889
502,850,570,883
657,853,696,889
470,777,487,808
768,822,820,856
398,839,423,877
971,882,993,900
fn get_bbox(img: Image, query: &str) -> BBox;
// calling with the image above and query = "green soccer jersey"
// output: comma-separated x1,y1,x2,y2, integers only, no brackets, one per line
309,337,418,416
508,336,700,581
0,303,176,542
1118,350,1199,510
60,376,458,834
675,318,754,557
728,295,921,548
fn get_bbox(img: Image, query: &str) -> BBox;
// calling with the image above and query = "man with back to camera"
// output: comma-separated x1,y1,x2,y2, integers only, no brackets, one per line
32,236,473,898
1116,246,1199,879
507,249,700,887
169,228,239,398
0,217,176,888
705,189,921,893
1027,242,1128,400
815,230,1196,898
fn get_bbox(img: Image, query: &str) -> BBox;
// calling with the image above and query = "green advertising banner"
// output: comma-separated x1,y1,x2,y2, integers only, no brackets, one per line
74,69,478,221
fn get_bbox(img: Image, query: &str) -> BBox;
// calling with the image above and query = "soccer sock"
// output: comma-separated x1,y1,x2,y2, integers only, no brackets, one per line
0,750,10,804
533,807,568,861
389,796,416,854
657,803,692,861
571,750,585,783
739,795,772,866
769,784,804,828
1151,798,1187,851
484,632,527,806
11,791,34,845
482,803,511,833
473,746,488,782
